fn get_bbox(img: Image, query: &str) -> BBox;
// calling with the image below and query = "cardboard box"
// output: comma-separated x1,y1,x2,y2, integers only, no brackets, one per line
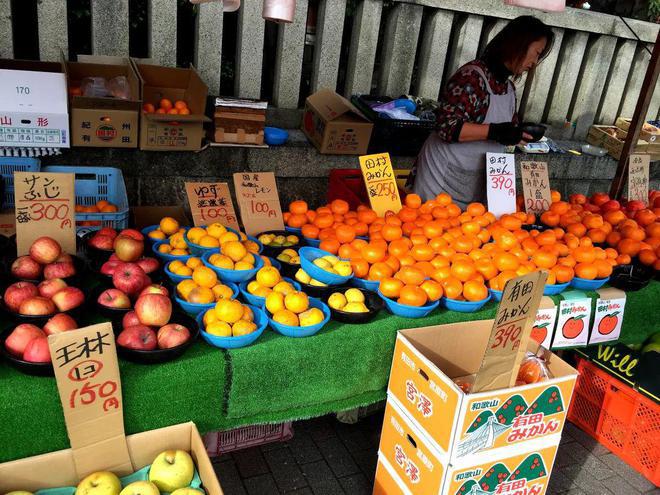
67,56,141,148
214,97,267,145
0,59,69,148
134,62,210,151
587,125,660,161
615,117,660,143
301,88,373,155
387,321,577,460
532,296,558,350
552,291,593,349
131,205,190,229
589,287,626,345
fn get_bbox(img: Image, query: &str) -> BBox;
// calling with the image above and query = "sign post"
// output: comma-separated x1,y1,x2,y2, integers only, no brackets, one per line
359,152,402,216
232,172,284,235
486,152,516,218
184,181,240,230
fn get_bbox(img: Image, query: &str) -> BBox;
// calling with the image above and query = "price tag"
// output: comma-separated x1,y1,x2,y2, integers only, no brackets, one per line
472,271,547,392
359,152,402,216
486,152,516,218
232,172,284,236
628,154,650,204
48,323,133,477
14,171,76,256
520,160,551,215
184,181,240,231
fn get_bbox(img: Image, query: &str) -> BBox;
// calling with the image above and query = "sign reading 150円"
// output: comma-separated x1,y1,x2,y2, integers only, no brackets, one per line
359,152,402,216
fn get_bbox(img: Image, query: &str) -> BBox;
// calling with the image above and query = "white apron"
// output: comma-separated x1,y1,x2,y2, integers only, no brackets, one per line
413,65,516,210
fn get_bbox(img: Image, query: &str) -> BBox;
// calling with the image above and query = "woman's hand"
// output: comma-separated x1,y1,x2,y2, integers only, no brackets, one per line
487,122,532,146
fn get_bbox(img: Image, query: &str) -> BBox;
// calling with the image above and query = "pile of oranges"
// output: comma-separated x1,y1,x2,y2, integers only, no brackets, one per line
143,98,191,116
75,200,119,227
186,223,260,257
176,264,235,304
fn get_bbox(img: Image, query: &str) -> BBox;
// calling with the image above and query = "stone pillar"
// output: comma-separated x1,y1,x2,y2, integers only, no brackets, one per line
415,9,454,100
195,1,224,95
378,3,423,96
0,0,13,59
149,0,177,67
235,0,265,99
445,14,484,79
311,0,347,93
596,40,636,125
37,0,68,62
91,0,129,56
523,28,564,124
344,0,382,97
273,0,309,108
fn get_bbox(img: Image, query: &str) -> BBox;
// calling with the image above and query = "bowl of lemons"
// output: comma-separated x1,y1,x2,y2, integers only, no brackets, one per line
299,247,353,285
325,287,383,324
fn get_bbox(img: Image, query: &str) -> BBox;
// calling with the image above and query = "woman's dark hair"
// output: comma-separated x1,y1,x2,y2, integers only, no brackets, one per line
482,16,555,72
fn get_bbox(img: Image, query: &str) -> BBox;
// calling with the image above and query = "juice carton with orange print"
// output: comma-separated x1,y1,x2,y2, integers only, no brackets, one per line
589,287,626,344
552,291,593,348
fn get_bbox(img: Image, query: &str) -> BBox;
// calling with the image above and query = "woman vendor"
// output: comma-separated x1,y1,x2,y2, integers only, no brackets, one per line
412,15,555,208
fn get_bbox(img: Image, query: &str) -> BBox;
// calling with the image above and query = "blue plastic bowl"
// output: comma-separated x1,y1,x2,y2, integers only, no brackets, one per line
224,227,264,254
304,237,321,248
264,126,289,146
239,277,301,306
197,304,268,349
489,288,503,302
351,277,380,292
141,225,160,243
442,293,492,313
184,231,221,257
377,289,439,318
570,276,610,291
175,282,239,316
544,282,570,295
164,261,193,284
263,257,282,270
153,239,193,263
267,297,331,338
285,226,302,235
299,246,353,285
202,251,264,283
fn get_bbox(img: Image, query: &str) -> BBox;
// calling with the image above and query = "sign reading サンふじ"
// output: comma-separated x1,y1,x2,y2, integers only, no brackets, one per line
359,152,402,216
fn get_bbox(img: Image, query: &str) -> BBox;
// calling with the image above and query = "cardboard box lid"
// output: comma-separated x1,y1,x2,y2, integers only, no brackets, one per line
0,68,68,114
306,88,370,123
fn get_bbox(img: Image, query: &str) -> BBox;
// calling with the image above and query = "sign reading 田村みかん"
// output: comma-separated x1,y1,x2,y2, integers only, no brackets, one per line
359,152,402,217
185,181,240,231
486,152,516,218
14,171,76,256
232,172,284,236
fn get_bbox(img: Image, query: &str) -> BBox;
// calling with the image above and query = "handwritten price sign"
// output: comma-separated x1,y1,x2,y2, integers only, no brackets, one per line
48,323,132,476
233,172,284,235
486,153,516,218
359,152,402,216
472,271,547,392
520,161,551,215
14,171,76,256
185,182,240,231
628,154,650,204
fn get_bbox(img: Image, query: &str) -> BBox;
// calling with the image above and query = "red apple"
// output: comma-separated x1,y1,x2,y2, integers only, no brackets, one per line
19,296,55,316
117,325,158,351
97,289,131,309
56,253,73,263
52,287,85,312
5,324,44,357
97,227,118,239
136,257,159,274
29,237,62,264
44,261,76,280
114,235,144,262
88,234,115,251
591,192,610,206
134,294,171,327
11,256,42,280
122,311,141,329
43,313,78,335
101,260,122,276
139,284,169,298
23,337,51,363
157,323,190,349
3,282,39,312
112,262,147,296
118,229,144,241
600,200,621,212
38,278,68,299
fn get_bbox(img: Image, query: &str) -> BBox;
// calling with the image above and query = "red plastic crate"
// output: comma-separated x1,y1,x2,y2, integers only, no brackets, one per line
203,422,294,456
569,357,660,486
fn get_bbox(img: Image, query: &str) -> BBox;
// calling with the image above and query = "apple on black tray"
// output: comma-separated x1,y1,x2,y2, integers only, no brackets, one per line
7,236,87,286
1,279,85,325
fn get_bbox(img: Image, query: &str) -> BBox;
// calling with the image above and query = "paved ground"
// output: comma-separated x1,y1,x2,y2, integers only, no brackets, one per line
211,411,659,495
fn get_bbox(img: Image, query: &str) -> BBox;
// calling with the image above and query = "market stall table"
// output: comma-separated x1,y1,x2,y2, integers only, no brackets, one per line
1,280,658,463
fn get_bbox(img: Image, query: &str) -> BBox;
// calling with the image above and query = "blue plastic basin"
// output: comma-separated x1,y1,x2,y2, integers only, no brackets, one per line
377,289,439,318
197,304,268,349
299,246,353,285
266,298,331,338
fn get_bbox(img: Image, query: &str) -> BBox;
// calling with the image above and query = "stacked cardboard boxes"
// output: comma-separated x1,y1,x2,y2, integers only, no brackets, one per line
214,97,267,145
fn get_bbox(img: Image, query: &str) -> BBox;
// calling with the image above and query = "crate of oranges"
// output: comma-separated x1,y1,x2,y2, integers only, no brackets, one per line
174,261,238,315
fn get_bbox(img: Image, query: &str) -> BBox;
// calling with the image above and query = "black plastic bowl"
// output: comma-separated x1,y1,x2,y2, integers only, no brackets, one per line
115,311,198,364
276,258,302,279
0,284,85,327
324,287,383,324
296,279,334,299
610,264,654,292
94,258,164,289
521,122,547,142
257,230,301,258
81,230,115,270
0,328,54,376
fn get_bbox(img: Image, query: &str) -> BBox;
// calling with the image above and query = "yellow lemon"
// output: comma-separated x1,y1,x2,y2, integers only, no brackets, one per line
313,258,332,269
187,286,215,304
212,284,234,300
343,302,369,313
232,320,257,336
159,217,180,236
187,227,207,244
265,291,285,314
334,261,353,277
207,222,227,239
253,286,271,297
193,266,218,288
344,288,364,303
211,254,234,270
214,298,244,323
273,281,295,295
149,230,166,240
322,255,339,266
272,309,299,326
284,291,309,314
177,279,198,299
198,235,220,248
158,244,172,254
219,231,240,244
234,261,254,271
328,292,347,310
294,269,311,284
203,308,219,327
186,257,203,269
299,308,325,326
223,241,248,262
309,278,328,287
256,266,281,288
206,320,232,337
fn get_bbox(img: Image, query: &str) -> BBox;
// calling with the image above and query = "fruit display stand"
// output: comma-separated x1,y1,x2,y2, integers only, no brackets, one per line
1,279,658,464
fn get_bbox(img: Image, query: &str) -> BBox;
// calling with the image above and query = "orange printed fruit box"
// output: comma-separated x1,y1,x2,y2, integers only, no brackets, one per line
385,321,577,461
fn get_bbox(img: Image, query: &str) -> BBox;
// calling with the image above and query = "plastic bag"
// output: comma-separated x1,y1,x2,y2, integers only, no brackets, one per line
80,76,131,99
516,351,552,385
107,76,131,99
81,77,109,97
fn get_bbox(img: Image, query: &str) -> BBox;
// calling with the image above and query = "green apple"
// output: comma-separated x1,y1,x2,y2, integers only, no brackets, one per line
75,472,122,495
149,450,194,492
170,489,204,495
119,481,160,495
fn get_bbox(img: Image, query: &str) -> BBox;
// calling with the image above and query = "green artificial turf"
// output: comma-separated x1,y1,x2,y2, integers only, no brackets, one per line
0,281,657,463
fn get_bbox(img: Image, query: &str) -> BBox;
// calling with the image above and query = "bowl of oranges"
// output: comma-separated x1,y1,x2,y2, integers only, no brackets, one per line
264,290,331,337
570,276,610,291
174,264,239,315
239,266,301,307
202,248,264,283
441,292,492,313
299,247,353,285
376,267,443,318
325,287,383,324
153,238,192,263
165,257,199,284
543,282,570,296
198,300,267,349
